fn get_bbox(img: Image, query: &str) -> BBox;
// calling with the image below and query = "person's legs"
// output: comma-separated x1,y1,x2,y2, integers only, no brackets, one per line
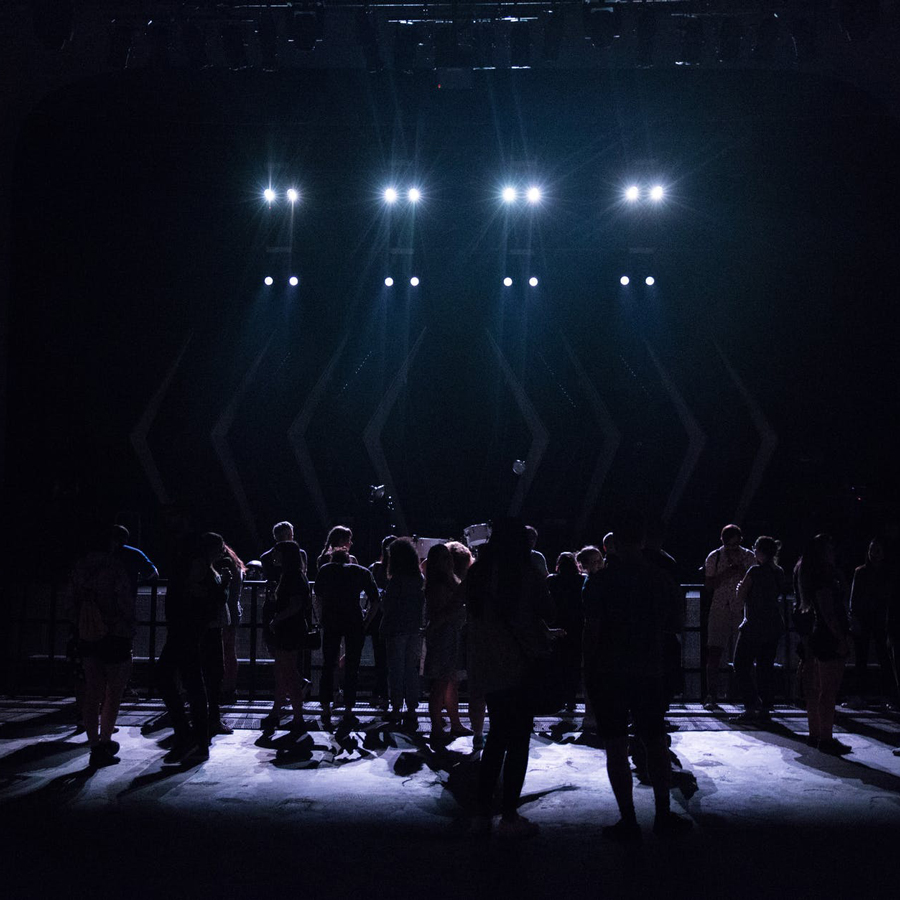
222,625,238,694
817,657,846,740
385,634,404,715
446,679,469,732
733,632,759,713
756,641,778,711
402,633,422,713
853,631,870,698
430,678,449,735
477,690,512,814
499,687,534,819
706,601,729,702
156,637,191,741
319,628,342,717
82,655,106,746
99,659,132,742
806,656,822,741
605,736,635,822
179,642,209,747
275,649,307,723
201,628,225,728
342,627,365,715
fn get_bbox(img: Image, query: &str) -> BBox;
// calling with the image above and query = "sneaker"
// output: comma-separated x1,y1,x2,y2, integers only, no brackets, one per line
259,712,281,730
602,818,642,844
89,744,119,768
653,811,693,837
818,737,852,756
211,720,234,736
702,697,721,711
497,815,540,840
472,733,485,751
841,695,864,710
730,711,760,724
180,742,210,764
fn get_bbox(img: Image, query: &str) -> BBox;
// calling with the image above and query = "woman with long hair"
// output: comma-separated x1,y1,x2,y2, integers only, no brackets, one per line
316,525,355,573
266,541,312,733
216,543,245,704
381,537,425,729
547,551,585,715
795,534,851,754
424,543,470,743
466,518,554,838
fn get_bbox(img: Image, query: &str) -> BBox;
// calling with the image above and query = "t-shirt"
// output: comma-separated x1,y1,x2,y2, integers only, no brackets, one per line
705,546,756,608
115,544,157,596
314,561,378,630
380,573,426,635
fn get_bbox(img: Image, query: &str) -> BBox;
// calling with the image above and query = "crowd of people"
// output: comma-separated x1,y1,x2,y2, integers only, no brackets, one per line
64,514,900,839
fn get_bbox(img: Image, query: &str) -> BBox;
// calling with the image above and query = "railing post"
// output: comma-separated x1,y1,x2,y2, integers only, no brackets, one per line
147,582,159,698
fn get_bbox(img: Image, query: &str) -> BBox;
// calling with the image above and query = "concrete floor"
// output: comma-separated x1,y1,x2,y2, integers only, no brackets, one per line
2,699,900,899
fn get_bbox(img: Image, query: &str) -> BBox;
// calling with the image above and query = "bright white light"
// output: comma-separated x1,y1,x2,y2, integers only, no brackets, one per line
526,186,541,204
408,188,421,203
264,188,276,203
503,277,513,287
529,276,539,287
410,276,420,286
502,186,517,204
649,185,665,201
620,276,630,286
286,188,299,203
289,276,299,286
264,276,274,286
384,277,394,287
645,276,655,286
625,185,640,202
384,187,398,204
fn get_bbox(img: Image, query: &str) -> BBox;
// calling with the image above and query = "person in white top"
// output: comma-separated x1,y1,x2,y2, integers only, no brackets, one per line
703,524,756,709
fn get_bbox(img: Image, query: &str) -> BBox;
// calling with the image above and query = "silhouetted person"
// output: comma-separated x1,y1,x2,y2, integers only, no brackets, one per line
69,530,135,767
314,546,378,726
583,512,692,841
316,525,357,573
576,545,604,575
366,534,396,708
217,544,245,701
547,552,585,714
380,537,425,729
796,534,851,755
526,525,549,578
703,524,755,708
731,536,785,722
109,524,158,595
156,532,227,762
467,518,554,839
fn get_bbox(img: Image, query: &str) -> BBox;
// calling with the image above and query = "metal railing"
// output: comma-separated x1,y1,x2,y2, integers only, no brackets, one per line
3,579,804,702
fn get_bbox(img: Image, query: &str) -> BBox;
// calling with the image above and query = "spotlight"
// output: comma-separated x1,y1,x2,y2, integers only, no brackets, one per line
264,276,274,286
649,185,665,201
410,276,420,286
645,276,655,286
384,187,398,204
408,187,421,203
384,277,394,287
526,186,541,204
625,185,640,202
264,188,276,203
529,276,539,287
502,186,517,204
289,276,299,286
286,188,299,203
503,277,513,287
620,276,630,286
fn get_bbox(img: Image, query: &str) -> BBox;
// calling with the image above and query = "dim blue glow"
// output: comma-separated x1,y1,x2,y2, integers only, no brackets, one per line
649,185,665,201
503,277,513,286
289,276,299,286
264,276,274,286
410,276,420,286
286,188,299,203
264,188,276,203
384,277,394,287
384,187,399,204
408,187,421,203
625,185,640,202
529,276,539,287
620,275,630,286
645,276,655,286
502,186,517,203
526,186,541,204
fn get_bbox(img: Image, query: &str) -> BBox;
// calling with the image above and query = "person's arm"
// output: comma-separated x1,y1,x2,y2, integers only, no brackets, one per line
704,552,719,594
361,570,380,625
816,586,849,654
736,569,754,610
137,549,159,584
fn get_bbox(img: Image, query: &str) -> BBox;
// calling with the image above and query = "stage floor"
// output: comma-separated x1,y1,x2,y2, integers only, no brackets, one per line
2,699,900,898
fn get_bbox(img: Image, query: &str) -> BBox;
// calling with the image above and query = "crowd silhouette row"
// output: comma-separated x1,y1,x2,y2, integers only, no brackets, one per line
64,514,900,840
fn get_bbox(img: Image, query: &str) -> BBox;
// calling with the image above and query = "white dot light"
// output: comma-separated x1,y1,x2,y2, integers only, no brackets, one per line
649,185,665,201
408,187,421,203
526,186,541,204
503,277,513,287
384,277,394,287
625,185,640,202
264,276,274,286
645,276,655,286
620,275,630,286
410,276,420,286
264,188,276,203
502,186,517,204
289,276,299,286
286,188,299,203
384,187,398,204
529,276,539,287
